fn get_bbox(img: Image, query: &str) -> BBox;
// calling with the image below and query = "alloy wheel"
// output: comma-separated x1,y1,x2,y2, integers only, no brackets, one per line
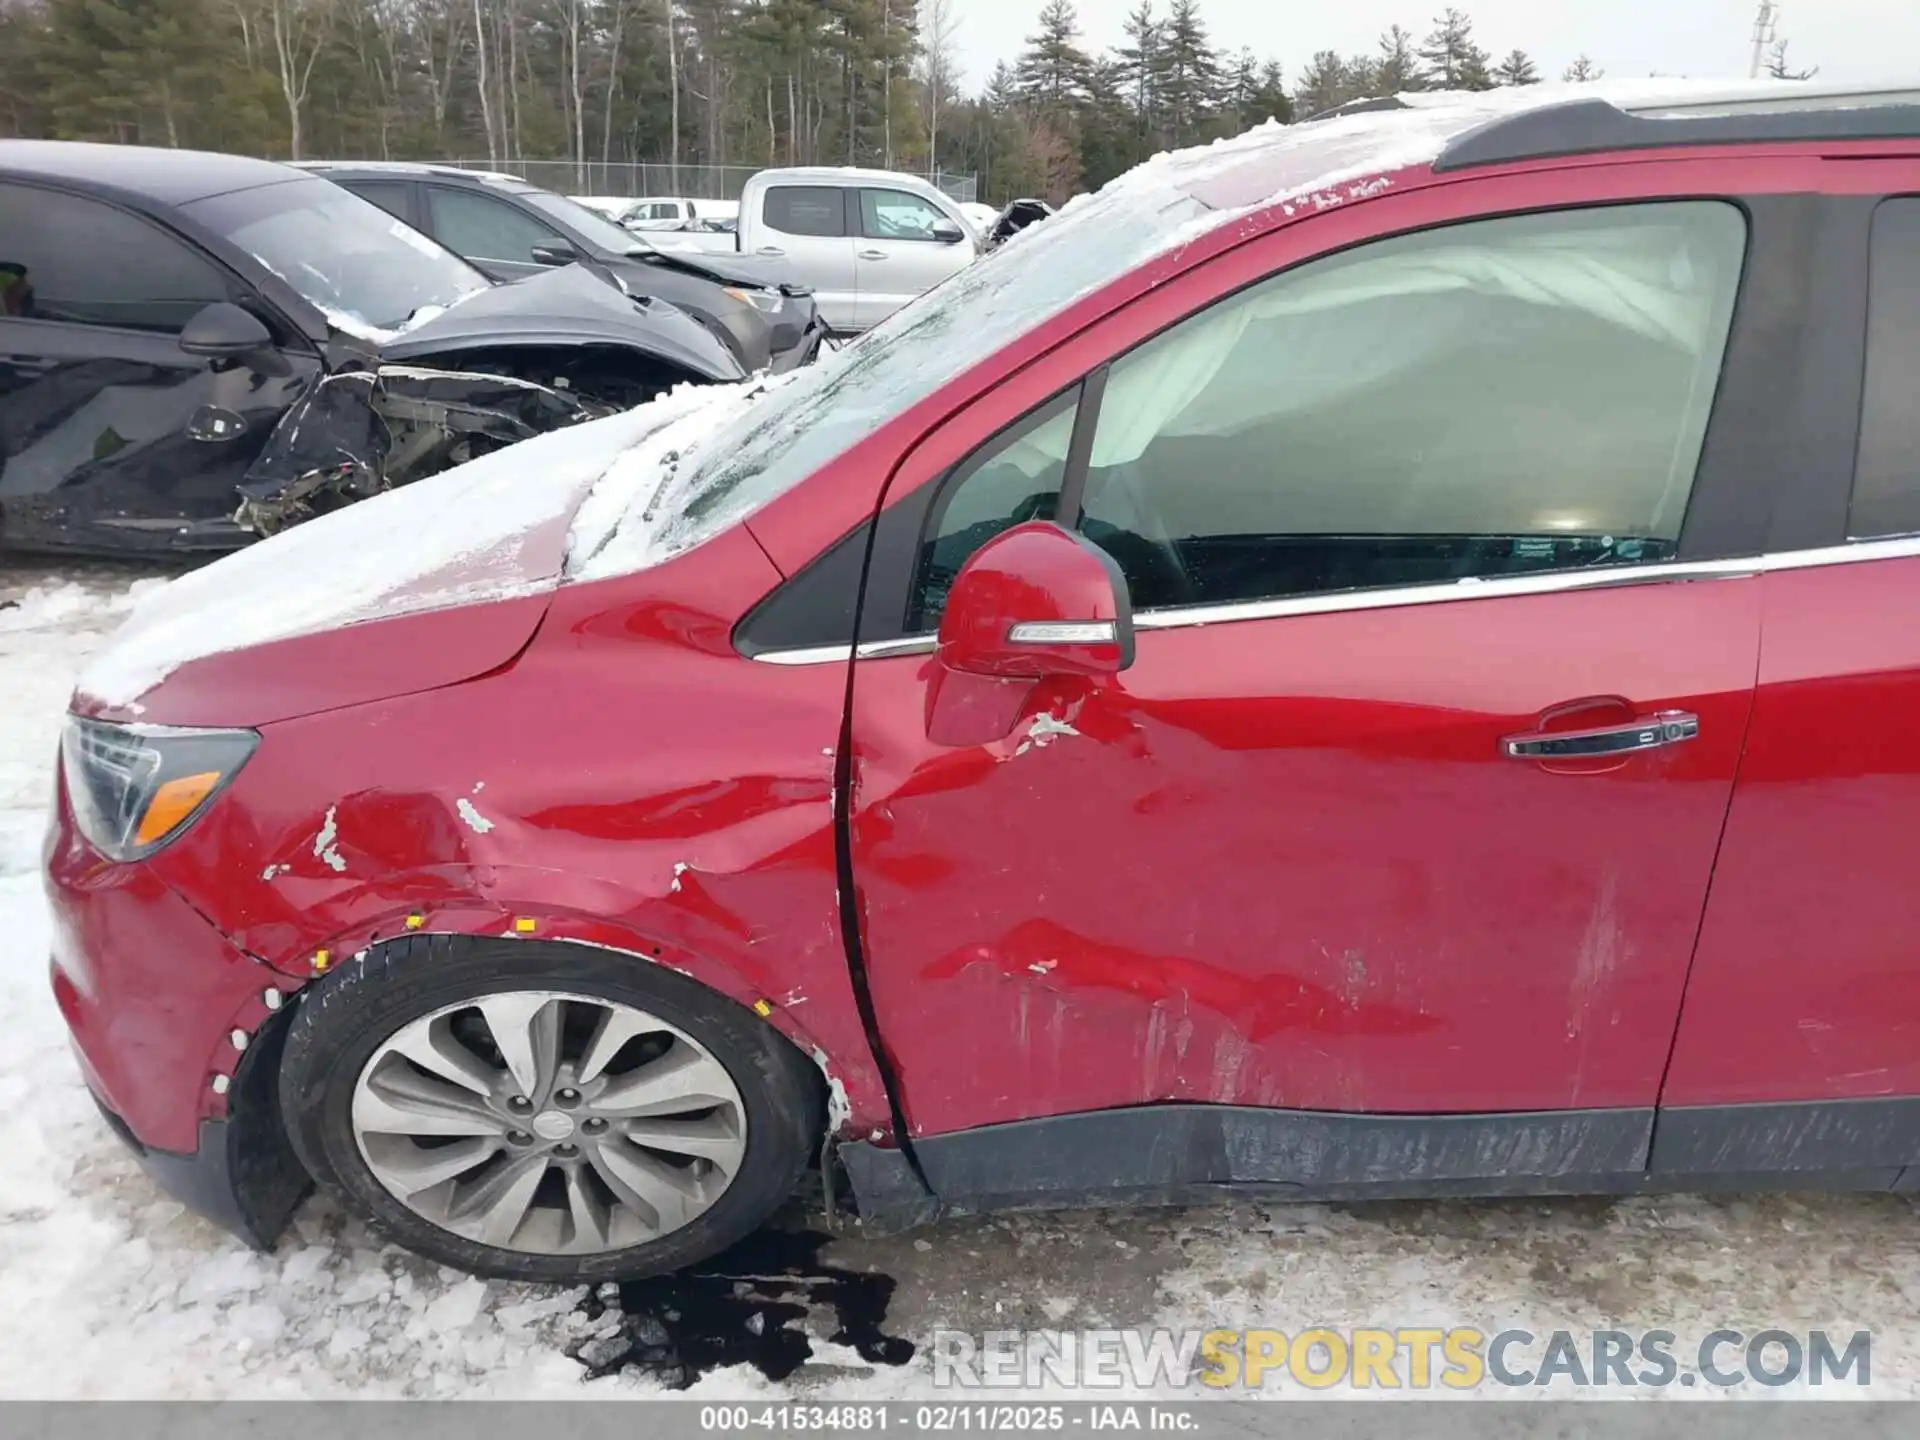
350,990,749,1255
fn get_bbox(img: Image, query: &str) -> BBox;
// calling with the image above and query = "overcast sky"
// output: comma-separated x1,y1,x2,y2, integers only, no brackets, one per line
947,1,1920,93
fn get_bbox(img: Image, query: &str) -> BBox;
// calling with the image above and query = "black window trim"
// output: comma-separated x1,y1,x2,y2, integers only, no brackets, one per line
737,189,1862,661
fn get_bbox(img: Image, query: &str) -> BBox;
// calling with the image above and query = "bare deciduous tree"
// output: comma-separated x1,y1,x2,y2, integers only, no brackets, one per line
266,0,331,158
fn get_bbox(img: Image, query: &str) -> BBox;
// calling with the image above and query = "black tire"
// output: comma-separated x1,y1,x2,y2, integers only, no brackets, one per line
278,934,823,1284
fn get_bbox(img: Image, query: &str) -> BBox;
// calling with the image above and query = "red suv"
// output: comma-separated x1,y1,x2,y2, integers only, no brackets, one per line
45,84,1920,1283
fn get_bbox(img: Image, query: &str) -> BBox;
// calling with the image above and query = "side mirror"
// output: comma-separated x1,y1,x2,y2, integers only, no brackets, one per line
178,302,273,361
530,241,577,267
931,219,967,245
927,522,1133,746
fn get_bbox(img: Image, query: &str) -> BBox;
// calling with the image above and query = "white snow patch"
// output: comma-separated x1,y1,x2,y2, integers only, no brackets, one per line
312,807,347,873
565,376,791,580
260,864,288,882
669,861,693,894
811,1048,853,1136
454,798,495,835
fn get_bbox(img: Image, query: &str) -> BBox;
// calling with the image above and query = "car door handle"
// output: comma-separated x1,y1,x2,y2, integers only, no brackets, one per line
859,250,888,260
757,246,786,257
1503,711,1700,760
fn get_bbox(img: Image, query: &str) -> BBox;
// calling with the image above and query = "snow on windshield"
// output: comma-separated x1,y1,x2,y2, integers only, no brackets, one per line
562,79,1832,581
566,97,1520,581
78,390,740,709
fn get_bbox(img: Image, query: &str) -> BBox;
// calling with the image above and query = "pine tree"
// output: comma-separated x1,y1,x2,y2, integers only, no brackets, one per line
1418,8,1494,91
1562,55,1603,82
1293,50,1354,118
1375,25,1424,95
1158,0,1220,144
1016,0,1091,116
1494,49,1540,86
1077,55,1138,186
1114,0,1162,139
36,0,243,146
1251,59,1292,125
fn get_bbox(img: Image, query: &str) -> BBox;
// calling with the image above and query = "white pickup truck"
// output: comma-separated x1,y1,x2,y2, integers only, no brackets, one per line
729,168,981,333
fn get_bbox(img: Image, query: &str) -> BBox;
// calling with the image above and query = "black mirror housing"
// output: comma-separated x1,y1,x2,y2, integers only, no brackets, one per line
530,243,577,267
931,220,967,245
178,302,273,361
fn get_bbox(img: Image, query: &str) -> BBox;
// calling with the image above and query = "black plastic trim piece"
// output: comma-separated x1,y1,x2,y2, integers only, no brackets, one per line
1436,98,1920,173
835,1139,941,1232
1678,196,1845,562
909,1104,1653,1210
1055,365,1107,527
1757,195,1876,555
836,1100,1920,1229
1651,1097,1920,1174
734,518,873,656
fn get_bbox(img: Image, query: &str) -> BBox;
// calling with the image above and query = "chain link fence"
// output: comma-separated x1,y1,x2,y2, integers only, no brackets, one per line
416,159,977,205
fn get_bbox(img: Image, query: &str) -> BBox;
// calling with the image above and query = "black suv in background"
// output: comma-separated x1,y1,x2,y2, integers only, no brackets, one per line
297,163,826,374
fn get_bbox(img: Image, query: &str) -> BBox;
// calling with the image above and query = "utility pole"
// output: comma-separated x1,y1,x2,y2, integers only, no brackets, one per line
1749,1,1779,79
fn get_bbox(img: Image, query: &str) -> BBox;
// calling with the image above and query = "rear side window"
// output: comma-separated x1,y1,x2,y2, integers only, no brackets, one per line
0,182,229,333
427,186,560,264
1850,199,1920,540
765,187,845,239
342,180,412,225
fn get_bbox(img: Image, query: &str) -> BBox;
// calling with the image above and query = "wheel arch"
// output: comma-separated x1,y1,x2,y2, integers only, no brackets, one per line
272,914,882,1139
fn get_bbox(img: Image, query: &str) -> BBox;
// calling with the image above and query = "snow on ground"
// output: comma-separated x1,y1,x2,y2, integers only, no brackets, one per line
6,563,1920,1400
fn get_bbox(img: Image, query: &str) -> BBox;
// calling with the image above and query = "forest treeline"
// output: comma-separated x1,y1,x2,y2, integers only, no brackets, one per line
0,0,1815,202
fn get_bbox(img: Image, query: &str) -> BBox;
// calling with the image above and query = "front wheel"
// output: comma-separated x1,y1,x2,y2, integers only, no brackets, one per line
278,935,823,1283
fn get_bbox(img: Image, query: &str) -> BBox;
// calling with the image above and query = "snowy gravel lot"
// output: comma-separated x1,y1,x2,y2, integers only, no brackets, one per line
5,561,1920,1401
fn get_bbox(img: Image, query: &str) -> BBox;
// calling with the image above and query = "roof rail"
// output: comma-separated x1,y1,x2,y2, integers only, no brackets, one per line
1435,96,1920,171
1305,95,1412,123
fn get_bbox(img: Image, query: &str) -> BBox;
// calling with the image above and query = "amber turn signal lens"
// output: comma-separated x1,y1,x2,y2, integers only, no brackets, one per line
134,771,224,847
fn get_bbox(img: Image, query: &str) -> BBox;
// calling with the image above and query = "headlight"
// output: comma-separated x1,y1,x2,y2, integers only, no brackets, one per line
60,717,258,862
722,286,784,314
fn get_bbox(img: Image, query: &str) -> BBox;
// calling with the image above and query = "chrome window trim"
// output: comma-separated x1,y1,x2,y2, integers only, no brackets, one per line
1132,557,1760,631
744,534,1920,665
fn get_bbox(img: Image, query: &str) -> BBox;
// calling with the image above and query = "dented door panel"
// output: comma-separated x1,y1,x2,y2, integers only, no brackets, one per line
847,579,1762,1140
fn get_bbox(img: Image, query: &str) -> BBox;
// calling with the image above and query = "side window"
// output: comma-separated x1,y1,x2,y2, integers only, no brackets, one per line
342,180,412,226
1077,202,1747,611
427,187,560,263
913,392,1079,628
1850,199,1920,540
765,187,846,239
0,182,229,333
860,189,948,242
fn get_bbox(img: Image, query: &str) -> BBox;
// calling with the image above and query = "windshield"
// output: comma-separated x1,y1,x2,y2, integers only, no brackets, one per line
655,186,1212,538
647,105,1529,543
519,189,651,256
185,177,487,333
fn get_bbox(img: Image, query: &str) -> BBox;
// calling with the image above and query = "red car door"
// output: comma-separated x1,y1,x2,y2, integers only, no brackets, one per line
840,159,1821,1175
1660,167,1920,1168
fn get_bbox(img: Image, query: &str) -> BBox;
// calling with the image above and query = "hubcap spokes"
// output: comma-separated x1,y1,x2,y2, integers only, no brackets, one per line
352,991,748,1255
